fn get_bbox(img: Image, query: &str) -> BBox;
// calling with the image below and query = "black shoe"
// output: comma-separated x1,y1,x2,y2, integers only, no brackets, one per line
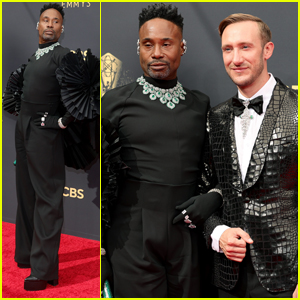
17,263,31,269
24,275,58,291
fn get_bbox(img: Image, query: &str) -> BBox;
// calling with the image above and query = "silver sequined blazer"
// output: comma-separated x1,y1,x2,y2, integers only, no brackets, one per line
204,78,298,292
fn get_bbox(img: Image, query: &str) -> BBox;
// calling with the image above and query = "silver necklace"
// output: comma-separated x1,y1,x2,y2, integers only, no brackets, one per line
137,76,186,110
240,100,253,138
35,42,60,60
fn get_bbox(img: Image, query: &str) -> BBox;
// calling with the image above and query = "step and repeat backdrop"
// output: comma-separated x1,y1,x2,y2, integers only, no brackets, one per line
2,2,100,240
101,2,297,102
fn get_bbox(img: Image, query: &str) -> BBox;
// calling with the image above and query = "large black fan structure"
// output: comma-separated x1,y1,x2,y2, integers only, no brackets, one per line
102,118,128,228
3,64,26,116
63,119,99,170
56,49,100,120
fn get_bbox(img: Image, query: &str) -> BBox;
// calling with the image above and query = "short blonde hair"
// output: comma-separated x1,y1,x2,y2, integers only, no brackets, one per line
219,13,272,46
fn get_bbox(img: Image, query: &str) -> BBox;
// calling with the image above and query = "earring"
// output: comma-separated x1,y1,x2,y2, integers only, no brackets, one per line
36,22,39,30
61,25,64,33
137,39,140,55
182,39,187,55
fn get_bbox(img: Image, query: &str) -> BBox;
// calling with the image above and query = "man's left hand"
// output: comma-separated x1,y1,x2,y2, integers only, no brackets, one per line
293,284,298,298
173,192,222,226
34,112,60,129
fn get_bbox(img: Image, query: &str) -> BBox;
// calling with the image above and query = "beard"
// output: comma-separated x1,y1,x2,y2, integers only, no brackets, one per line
228,56,264,88
147,60,171,79
42,30,57,41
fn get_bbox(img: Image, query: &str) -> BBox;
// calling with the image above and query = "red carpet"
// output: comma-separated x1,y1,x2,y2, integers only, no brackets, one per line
2,222,100,298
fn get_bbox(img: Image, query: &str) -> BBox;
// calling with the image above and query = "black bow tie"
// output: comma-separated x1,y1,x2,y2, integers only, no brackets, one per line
232,96,263,117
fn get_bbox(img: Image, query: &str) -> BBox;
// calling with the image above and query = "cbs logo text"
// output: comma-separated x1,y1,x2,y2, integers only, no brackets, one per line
63,187,84,199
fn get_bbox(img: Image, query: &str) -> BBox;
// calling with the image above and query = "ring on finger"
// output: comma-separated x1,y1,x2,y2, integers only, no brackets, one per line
184,215,192,224
184,218,192,224
188,223,196,229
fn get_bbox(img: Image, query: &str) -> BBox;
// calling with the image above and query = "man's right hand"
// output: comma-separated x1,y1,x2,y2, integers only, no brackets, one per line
219,228,253,262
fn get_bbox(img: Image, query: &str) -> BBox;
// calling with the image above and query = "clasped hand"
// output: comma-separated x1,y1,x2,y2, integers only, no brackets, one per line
34,112,60,129
173,192,222,226
219,228,253,262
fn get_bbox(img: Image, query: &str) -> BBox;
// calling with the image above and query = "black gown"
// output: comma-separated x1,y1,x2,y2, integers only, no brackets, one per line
102,76,213,297
14,42,69,281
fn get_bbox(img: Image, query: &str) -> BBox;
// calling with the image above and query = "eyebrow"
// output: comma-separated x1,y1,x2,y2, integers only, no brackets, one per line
43,16,60,20
221,42,253,48
222,42,253,46
142,38,173,41
221,44,231,49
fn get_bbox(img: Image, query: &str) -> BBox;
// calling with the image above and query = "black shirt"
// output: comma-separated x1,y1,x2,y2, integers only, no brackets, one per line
102,76,210,185
22,41,70,104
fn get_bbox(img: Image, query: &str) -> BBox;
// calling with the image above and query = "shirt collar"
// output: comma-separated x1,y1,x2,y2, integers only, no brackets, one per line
238,73,277,113
143,75,178,89
39,41,59,49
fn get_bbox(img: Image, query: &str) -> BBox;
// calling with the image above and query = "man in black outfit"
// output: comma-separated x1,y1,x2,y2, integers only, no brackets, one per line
204,13,298,298
101,3,222,297
14,3,74,291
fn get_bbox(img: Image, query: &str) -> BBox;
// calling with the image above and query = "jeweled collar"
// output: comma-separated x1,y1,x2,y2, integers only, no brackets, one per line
137,75,186,110
35,41,60,60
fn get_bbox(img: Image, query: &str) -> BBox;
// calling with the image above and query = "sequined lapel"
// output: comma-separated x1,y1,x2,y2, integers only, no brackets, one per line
243,81,286,190
227,99,243,191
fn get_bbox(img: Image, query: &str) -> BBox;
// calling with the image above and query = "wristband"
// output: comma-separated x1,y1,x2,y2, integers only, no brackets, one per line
58,117,67,129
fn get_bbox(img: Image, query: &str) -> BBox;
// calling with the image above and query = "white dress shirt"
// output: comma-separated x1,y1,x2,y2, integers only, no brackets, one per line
211,74,277,252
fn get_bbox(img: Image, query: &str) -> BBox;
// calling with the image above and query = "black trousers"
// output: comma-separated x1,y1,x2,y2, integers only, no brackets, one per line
14,101,65,281
218,251,294,298
107,179,213,298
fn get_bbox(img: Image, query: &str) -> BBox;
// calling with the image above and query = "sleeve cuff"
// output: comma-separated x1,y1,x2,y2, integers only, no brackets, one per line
211,225,230,252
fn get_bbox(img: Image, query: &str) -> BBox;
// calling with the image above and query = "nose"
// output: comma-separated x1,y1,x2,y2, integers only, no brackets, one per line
232,49,244,65
151,44,163,59
47,21,54,28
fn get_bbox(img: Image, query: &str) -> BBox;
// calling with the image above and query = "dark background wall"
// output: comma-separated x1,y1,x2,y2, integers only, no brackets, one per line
101,2,297,103
2,2,100,240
